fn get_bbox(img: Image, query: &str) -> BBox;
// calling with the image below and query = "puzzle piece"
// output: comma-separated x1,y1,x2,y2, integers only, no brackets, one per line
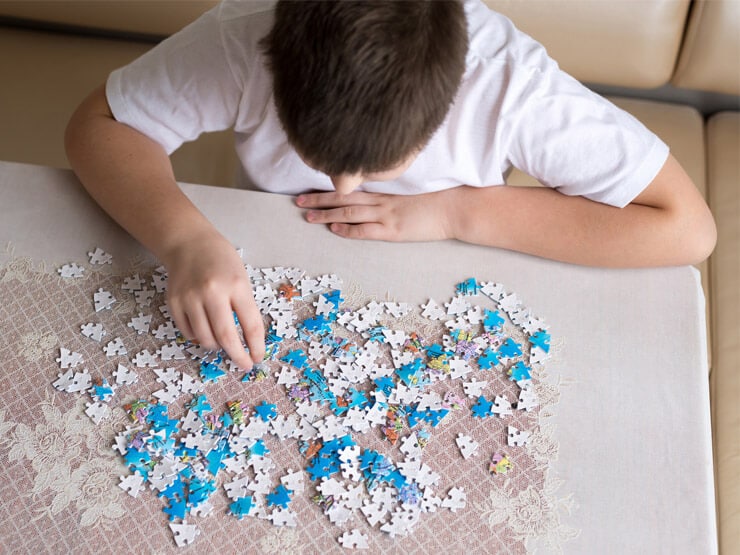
103,337,127,357
338,529,369,550
85,401,110,424
462,378,487,398
80,322,106,342
169,521,200,547
441,487,466,512
134,288,155,307
127,312,152,335
93,288,116,312
121,273,145,292
52,369,76,392
56,347,83,369
507,426,530,447
266,484,293,509
455,433,479,460
88,247,113,265
489,452,513,475
57,262,84,278
118,473,145,497
132,349,158,368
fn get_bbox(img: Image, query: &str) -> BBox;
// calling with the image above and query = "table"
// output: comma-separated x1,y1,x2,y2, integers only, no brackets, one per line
0,161,717,553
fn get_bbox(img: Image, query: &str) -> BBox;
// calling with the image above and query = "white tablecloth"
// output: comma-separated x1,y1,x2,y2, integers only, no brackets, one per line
0,161,716,553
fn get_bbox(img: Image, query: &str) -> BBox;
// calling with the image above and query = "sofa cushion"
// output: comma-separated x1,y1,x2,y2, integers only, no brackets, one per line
0,0,216,38
672,0,740,96
0,25,237,188
484,0,690,88
707,111,740,554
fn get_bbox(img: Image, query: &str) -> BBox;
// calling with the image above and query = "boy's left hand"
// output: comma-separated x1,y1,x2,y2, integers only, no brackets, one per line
296,190,456,242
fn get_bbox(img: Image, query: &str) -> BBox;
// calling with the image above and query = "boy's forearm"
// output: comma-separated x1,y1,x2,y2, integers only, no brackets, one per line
447,183,714,268
64,86,217,263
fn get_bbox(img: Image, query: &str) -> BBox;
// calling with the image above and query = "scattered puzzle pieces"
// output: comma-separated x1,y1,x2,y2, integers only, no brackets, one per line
46,260,552,548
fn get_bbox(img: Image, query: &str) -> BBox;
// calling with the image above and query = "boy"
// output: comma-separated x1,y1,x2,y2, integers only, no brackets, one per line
65,0,716,371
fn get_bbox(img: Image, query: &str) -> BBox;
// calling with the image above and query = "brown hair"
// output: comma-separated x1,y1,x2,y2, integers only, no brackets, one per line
260,0,468,176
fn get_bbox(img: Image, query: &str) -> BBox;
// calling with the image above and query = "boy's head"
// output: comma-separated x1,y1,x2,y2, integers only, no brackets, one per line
261,0,468,179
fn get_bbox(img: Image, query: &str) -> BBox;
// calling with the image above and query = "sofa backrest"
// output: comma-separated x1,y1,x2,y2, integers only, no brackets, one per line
2,0,737,97
483,0,691,88
671,0,740,96
0,0,218,39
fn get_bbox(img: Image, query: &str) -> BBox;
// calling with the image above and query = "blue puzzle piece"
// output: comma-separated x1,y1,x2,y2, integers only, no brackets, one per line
301,314,332,336
497,338,522,359
478,347,500,370
254,400,278,422
163,495,188,521
321,289,344,310
146,403,169,425
186,394,212,415
457,278,479,295
229,496,254,519
200,359,226,383
205,442,231,475
529,330,551,353
373,376,395,397
398,482,421,504
396,358,425,387
123,447,152,476
347,388,369,409
471,396,494,418
407,406,425,429
359,449,380,470
281,349,308,369
249,438,269,457
90,378,115,403
306,457,338,481
455,278,480,296
421,408,449,427
266,484,293,509
188,477,216,508
483,309,505,332
426,343,452,359
508,361,532,381
365,325,387,342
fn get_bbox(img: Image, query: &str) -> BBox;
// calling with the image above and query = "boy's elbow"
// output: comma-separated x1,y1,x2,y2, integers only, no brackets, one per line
676,204,717,266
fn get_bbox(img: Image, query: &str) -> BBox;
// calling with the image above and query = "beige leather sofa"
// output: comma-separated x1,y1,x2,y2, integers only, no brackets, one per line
0,1,737,552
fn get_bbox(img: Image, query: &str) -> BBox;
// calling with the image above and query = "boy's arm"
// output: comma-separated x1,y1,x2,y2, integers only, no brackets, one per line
65,85,264,367
296,154,717,267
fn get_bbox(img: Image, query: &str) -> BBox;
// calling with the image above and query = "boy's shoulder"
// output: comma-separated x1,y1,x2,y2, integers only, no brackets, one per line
464,0,552,72
218,0,275,23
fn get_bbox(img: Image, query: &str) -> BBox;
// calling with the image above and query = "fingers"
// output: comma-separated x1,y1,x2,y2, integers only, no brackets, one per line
328,222,393,241
205,299,255,370
233,294,266,363
305,204,381,225
168,292,263,371
296,190,379,209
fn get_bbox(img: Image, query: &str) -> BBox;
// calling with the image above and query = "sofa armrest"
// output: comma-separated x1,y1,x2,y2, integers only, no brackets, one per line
707,111,740,554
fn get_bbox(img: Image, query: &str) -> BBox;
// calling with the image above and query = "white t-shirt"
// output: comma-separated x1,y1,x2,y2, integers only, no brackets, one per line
106,0,669,208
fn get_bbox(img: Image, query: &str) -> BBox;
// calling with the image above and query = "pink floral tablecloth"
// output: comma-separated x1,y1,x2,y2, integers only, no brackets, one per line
0,254,577,554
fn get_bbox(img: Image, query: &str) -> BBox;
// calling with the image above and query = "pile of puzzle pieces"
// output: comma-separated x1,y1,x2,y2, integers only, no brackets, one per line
53,249,551,548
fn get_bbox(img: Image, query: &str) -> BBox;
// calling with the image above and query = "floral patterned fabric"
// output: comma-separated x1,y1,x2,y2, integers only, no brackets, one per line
0,257,578,553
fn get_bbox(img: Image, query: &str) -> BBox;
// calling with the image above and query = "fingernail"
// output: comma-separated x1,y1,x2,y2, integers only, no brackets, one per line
306,210,317,222
296,195,305,206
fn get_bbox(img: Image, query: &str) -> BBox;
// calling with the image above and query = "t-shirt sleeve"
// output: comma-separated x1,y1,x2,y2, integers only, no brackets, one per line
106,5,243,155
502,67,670,208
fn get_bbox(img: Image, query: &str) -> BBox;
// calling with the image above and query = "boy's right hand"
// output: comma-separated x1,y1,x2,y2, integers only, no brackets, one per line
161,232,265,370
